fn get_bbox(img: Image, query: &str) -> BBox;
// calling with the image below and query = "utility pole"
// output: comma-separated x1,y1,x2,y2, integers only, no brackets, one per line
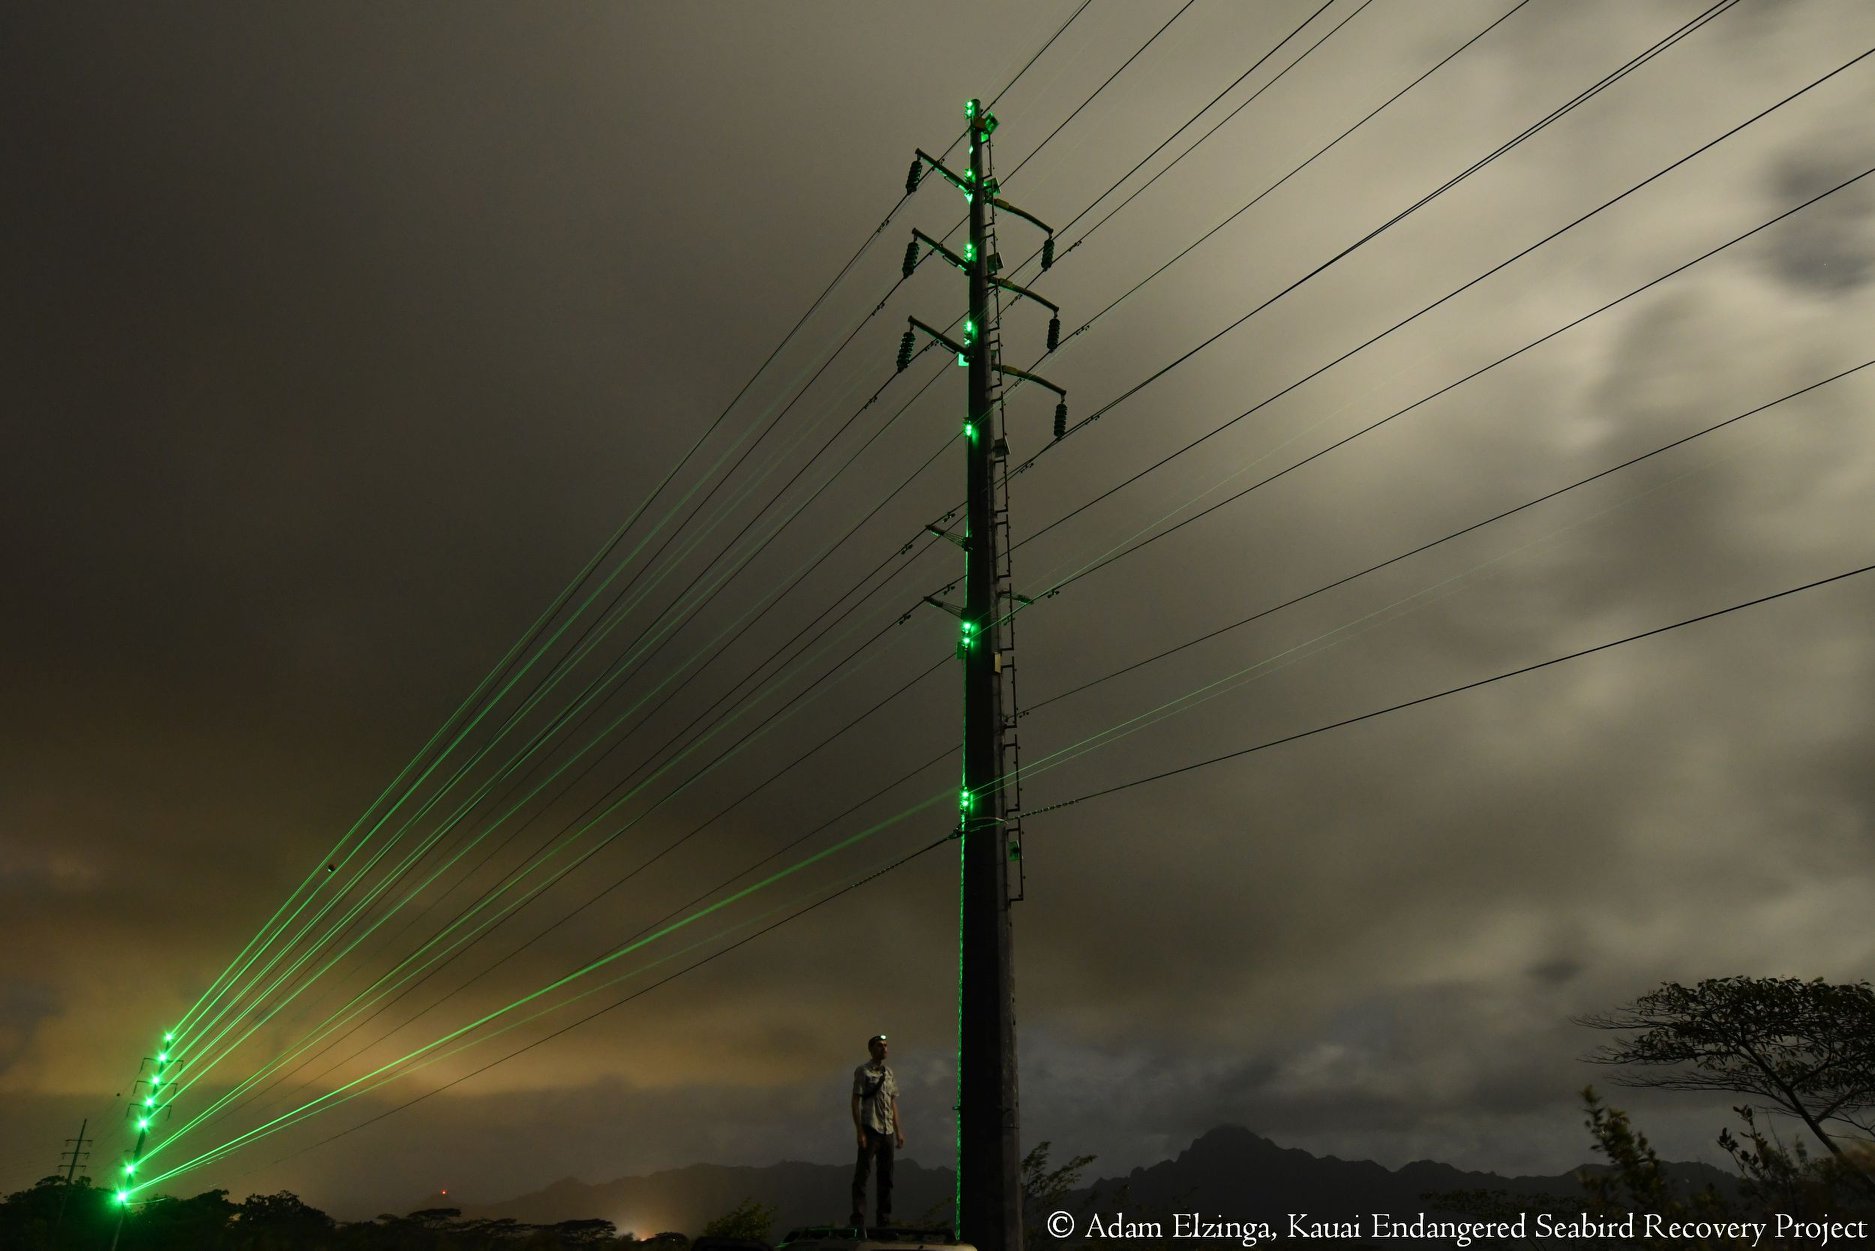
109,1037,174,1251
56,1117,91,1184
52,1117,90,1235
901,98,1066,1251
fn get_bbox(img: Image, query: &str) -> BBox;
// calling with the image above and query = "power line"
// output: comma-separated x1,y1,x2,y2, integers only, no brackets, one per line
989,0,1096,110
1016,164,1875,606
150,14,1245,1117
1028,356,1875,717
1026,562,1875,818
162,344,963,1098
1003,0,1201,182
1039,0,1750,453
257,829,958,1177
1053,0,1347,244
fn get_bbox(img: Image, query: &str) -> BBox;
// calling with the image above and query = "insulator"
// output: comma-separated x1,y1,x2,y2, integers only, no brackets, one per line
902,240,919,279
1047,316,1060,352
1053,401,1067,441
906,159,922,194
896,329,916,373
1041,235,1055,271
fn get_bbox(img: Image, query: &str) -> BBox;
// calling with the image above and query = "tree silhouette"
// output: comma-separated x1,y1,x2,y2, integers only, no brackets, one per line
1578,976,1875,1161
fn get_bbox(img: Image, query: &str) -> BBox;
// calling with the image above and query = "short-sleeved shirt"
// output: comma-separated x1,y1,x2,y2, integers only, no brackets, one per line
853,1061,898,1134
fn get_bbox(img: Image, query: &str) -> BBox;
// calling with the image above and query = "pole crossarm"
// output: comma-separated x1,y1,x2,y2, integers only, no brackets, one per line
908,316,970,359
912,229,971,273
990,276,1057,316
987,195,1052,239
995,363,1065,399
914,148,973,195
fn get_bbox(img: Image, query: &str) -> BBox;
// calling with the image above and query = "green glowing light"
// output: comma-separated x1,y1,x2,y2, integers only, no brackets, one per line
962,318,975,337
964,243,977,262
965,100,976,117
145,1097,155,1107
136,789,958,1188
956,352,967,367
963,422,976,442
959,789,974,811
115,1191,129,1205
122,1162,136,1174
158,1052,169,1063
138,1119,150,1130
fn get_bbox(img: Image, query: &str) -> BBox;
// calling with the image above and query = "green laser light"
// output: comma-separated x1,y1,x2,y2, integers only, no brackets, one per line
963,422,976,441
956,352,967,367
144,1097,155,1107
138,1119,150,1130
158,1052,168,1063
116,1191,129,1205
960,789,974,811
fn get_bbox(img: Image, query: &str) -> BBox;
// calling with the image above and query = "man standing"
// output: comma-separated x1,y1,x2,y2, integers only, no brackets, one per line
850,1033,904,1227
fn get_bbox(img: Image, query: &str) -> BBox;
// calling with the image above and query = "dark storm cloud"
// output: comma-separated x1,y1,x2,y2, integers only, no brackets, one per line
5,0,1875,1212
1762,151,1875,296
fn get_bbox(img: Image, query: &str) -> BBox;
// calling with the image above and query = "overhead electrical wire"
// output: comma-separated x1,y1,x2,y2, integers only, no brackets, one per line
1022,0,1754,462
140,375,1875,1185
128,0,1845,1192
1001,0,1201,183
139,335,1870,1181
118,2,1222,1185
1025,562,1875,818
167,0,1092,1046
172,139,1860,1155
1028,352,1875,717
1009,161,1875,609
157,2,1319,1078
163,339,961,1086
908,0,1736,561
959,36,1875,626
167,152,928,1055
1051,0,1531,261
170,1,1150,1057
157,489,958,1140
989,0,1097,110
167,529,958,1149
250,829,962,1188
132,780,961,1185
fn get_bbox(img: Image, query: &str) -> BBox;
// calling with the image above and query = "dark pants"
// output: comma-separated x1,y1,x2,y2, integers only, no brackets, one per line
851,1127,895,1222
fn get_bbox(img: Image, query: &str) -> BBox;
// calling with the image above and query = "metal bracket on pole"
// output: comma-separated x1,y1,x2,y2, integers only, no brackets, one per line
993,364,1064,399
989,276,1057,316
914,148,973,196
908,316,970,359
912,229,970,273
926,523,966,548
987,196,1051,237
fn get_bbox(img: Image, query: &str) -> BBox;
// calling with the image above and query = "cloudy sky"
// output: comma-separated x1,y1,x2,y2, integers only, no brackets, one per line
5,0,1873,1225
